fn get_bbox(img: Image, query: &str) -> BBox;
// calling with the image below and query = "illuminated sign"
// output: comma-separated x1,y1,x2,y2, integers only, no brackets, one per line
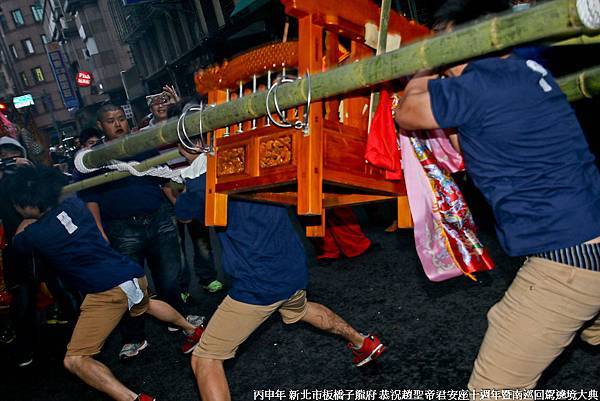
76,71,93,87
13,94,35,109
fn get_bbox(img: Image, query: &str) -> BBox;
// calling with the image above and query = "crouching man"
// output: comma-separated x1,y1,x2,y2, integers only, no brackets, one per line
6,166,204,401
175,144,386,401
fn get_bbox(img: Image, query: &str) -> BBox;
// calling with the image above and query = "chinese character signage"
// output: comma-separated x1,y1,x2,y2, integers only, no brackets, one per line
46,42,79,110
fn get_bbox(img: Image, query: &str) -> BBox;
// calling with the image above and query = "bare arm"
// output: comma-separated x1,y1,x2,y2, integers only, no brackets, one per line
15,219,37,235
85,202,109,242
162,185,178,205
447,130,461,153
394,75,440,131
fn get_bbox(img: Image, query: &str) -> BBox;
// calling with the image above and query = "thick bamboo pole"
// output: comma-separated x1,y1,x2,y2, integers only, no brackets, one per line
554,33,600,45
81,0,599,170
66,64,600,194
62,149,179,194
559,65,600,101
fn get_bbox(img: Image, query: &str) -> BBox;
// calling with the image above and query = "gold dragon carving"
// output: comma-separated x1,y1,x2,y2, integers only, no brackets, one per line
218,146,246,176
260,135,293,168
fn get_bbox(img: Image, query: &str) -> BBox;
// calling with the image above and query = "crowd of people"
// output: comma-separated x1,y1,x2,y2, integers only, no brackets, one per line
0,80,385,401
0,0,599,400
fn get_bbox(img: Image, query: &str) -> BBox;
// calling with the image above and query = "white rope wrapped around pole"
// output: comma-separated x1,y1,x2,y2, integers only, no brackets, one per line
577,0,600,29
73,149,183,184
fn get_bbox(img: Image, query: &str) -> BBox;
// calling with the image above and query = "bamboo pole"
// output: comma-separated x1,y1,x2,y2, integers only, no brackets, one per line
81,0,599,170
62,149,180,194
554,33,600,46
65,64,600,193
558,65,600,101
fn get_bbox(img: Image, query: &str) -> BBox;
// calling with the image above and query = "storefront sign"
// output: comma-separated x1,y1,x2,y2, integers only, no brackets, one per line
76,71,93,87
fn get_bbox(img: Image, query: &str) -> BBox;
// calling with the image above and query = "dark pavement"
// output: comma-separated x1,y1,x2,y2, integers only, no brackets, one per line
0,212,598,401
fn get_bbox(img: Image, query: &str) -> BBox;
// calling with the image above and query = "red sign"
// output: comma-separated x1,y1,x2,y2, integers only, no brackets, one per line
76,71,92,87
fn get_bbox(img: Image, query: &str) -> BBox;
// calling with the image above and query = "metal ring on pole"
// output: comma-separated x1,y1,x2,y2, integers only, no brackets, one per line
265,72,312,135
273,77,294,123
177,106,204,154
266,78,293,128
183,103,213,154
301,71,311,136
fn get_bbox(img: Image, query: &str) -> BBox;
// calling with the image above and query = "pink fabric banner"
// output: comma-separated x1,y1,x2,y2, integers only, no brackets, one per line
401,130,494,282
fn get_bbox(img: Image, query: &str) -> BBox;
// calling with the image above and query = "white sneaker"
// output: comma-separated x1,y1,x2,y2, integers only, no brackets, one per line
168,315,205,332
119,340,149,360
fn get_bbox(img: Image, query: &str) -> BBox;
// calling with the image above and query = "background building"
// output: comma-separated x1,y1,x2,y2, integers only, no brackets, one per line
0,0,77,145
107,0,287,119
42,0,134,128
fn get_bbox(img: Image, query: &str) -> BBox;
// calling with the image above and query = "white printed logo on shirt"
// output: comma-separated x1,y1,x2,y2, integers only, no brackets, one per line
526,60,552,93
56,211,78,234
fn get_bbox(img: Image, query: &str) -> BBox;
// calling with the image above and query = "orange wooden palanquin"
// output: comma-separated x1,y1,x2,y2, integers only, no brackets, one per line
194,0,429,236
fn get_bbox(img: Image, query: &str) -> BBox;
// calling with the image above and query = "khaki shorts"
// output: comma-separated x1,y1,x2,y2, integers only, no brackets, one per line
468,257,600,393
66,276,149,356
193,290,307,360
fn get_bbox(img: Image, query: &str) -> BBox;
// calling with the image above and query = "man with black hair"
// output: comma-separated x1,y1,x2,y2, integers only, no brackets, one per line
394,0,600,392
7,165,204,401
75,104,200,360
78,127,102,150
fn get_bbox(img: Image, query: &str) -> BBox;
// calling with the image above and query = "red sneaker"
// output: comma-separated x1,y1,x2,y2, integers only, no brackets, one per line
135,394,156,401
348,334,386,367
181,325,204,354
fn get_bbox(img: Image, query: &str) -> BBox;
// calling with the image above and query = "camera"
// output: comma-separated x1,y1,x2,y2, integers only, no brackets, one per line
0,157,17,171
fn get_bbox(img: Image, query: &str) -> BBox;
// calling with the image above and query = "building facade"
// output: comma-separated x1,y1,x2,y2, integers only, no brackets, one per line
107,0,286,119
42,0,134,128
0,0,77,143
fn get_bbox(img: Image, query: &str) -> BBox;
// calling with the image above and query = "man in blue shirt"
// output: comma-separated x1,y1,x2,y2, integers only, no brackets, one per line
394,0,600,391
76,104,198,360
174,145,386,401
6,166,203,401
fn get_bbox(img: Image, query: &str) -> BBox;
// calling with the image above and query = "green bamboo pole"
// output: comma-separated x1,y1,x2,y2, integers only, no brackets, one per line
66,64,600,193
62,149,180,194
554,33,600,46
82,0,599,169
558,65,600,101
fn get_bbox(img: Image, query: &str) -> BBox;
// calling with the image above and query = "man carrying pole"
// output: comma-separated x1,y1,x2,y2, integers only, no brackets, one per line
393,0,600,393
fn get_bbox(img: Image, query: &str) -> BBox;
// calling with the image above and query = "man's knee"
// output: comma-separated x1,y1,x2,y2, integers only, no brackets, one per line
63,355,88,372
191,355,221,376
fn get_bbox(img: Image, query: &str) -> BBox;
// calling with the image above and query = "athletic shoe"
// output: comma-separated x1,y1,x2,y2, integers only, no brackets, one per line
181,325,204,354
45,304,68,325
186,314,205,327
348,334,386,367
135,394,156,401
168,314,205,332
0,326,15,344
119,340,149,360
203,280,223,293
16,353,33,368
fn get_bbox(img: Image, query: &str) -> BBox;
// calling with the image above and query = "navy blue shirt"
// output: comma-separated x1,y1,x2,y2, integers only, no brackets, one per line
76,150,166,220
429,57,600,256
13,197,144,294
176,174,308,305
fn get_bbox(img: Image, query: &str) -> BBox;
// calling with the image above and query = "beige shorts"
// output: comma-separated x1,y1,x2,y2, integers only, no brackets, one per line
468,257,600,393
193,290,307,360
66,276,149,356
